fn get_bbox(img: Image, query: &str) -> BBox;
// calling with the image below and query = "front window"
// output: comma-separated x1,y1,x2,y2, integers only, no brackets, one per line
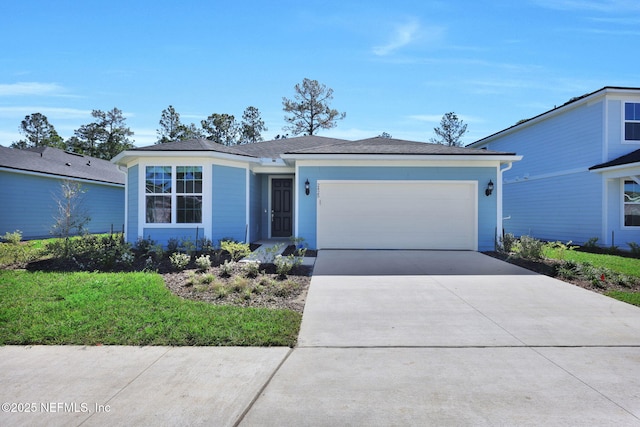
145,166,202,224
624,103,640,141
624,180,640,226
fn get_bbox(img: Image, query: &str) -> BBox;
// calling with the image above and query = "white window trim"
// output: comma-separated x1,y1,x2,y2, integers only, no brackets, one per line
622,102,640,144
138,161,211,236
621,178,640,228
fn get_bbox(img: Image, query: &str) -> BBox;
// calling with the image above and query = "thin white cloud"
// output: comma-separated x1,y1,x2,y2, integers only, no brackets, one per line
373,19,425,56
531,0,640,12
0,82,66,97
0,106,92,120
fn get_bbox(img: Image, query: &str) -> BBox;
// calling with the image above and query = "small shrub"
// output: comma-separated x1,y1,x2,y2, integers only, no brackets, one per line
544,241,576,260
221,240,251,261
169,252,191,271
514,235,545,260
200,273,216,285
262,243,285,264
166,238,179,254
231,276,250,292
583,237,600,249
197,237,215,254
274,254,303,277
628,242,640,255
219,260,236,277
499,233,517,253
180,237,196,255
213,283,229,298
195,254,212,271
274,280,301,297
135,236,156,255
242,261,261,278
2,230,22,244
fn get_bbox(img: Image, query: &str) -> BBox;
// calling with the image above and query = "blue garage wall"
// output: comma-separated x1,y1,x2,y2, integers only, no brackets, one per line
212,164,247,243
297,166,498,250
0,170,124,240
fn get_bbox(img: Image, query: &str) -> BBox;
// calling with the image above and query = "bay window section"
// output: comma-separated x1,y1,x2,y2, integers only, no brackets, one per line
145,166,203,224
624,180,640,227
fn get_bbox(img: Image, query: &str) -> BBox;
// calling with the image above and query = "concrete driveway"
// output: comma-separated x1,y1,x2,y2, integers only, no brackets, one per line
242,250,640,426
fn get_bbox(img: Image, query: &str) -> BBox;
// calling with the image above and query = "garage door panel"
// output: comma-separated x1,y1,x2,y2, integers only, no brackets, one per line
317,181,477,250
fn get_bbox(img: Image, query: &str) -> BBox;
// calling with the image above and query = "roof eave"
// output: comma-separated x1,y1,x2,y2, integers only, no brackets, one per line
112,149,259,166
281,153,521,163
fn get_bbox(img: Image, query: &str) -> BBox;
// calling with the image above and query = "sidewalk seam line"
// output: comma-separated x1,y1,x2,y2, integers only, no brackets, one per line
77,346,173,426
233,347,294,427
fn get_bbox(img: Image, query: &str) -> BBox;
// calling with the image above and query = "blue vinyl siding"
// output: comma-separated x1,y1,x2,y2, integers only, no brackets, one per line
0,170,124,240
212,164,247,243
298,166,497,250
605,179,640,248
141,227,203,245
502,172,601,245
126,164,139,243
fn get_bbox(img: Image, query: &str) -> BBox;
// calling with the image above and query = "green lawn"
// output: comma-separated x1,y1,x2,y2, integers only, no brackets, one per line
605,291,640,307
0,270,301,346
544,247,640,278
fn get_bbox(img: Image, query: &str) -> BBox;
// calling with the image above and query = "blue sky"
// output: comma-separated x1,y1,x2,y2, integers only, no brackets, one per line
1,0,639,148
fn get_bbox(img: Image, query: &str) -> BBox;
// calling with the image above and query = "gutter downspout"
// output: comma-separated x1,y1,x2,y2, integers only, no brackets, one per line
497,162,514,244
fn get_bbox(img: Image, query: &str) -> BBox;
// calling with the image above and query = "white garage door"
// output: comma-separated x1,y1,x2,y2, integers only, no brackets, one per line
317,180,478,250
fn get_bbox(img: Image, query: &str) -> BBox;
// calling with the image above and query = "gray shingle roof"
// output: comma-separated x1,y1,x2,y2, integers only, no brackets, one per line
0,146,125,185
125,135,514,160
132,138,253,157
283,136,515,155
233,135,347,158
589,148,640,171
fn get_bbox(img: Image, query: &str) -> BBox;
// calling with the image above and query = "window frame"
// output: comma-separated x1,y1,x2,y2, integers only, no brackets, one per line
142,163,206,227
623,102,640,143
622,179,640,228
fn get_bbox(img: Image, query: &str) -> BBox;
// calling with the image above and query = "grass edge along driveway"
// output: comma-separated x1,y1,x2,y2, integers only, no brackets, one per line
0,270,301,347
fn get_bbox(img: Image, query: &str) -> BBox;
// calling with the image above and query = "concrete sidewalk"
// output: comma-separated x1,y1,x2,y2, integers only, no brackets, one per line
2,250,640,426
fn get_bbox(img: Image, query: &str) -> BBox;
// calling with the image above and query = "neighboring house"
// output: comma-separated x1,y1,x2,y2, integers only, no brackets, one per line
470,86,640,248
0,146,125,239
112,136,519,250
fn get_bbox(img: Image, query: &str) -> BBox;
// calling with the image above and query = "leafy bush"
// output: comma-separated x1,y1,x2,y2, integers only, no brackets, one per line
166,238,179,254
169,252,190,271
2,230,22,244
46,234,133,270
219,260,236,277
262,243,285,264
543,241,577,260
241,261,261,278
499,233,516,253
583,237,600,249
195,254,212,271
274,254,303,277
221,240,251,261
628,242,640,255
514,235,545,260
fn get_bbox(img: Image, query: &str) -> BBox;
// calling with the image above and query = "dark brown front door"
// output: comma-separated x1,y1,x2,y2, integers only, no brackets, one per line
271,178,293,237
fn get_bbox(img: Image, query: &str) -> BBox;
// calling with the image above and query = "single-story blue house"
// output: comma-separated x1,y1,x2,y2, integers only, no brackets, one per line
112,136,520,251
469,86,640,249
0,146,126,240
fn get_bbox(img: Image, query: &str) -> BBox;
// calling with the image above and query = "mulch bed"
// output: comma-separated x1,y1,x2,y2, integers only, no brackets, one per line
485,251,640,294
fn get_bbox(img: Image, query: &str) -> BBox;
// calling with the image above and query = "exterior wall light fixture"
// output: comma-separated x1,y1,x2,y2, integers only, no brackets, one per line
485,180,494,196
305,179,310,195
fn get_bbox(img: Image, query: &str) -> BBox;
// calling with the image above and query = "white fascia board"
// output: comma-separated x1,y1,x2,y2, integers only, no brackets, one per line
590,163,640,178
287,155,521,167
112,150,259,167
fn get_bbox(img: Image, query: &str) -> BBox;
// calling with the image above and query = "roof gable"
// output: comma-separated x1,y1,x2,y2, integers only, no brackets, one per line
0,146,125,185
590,148,640,171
